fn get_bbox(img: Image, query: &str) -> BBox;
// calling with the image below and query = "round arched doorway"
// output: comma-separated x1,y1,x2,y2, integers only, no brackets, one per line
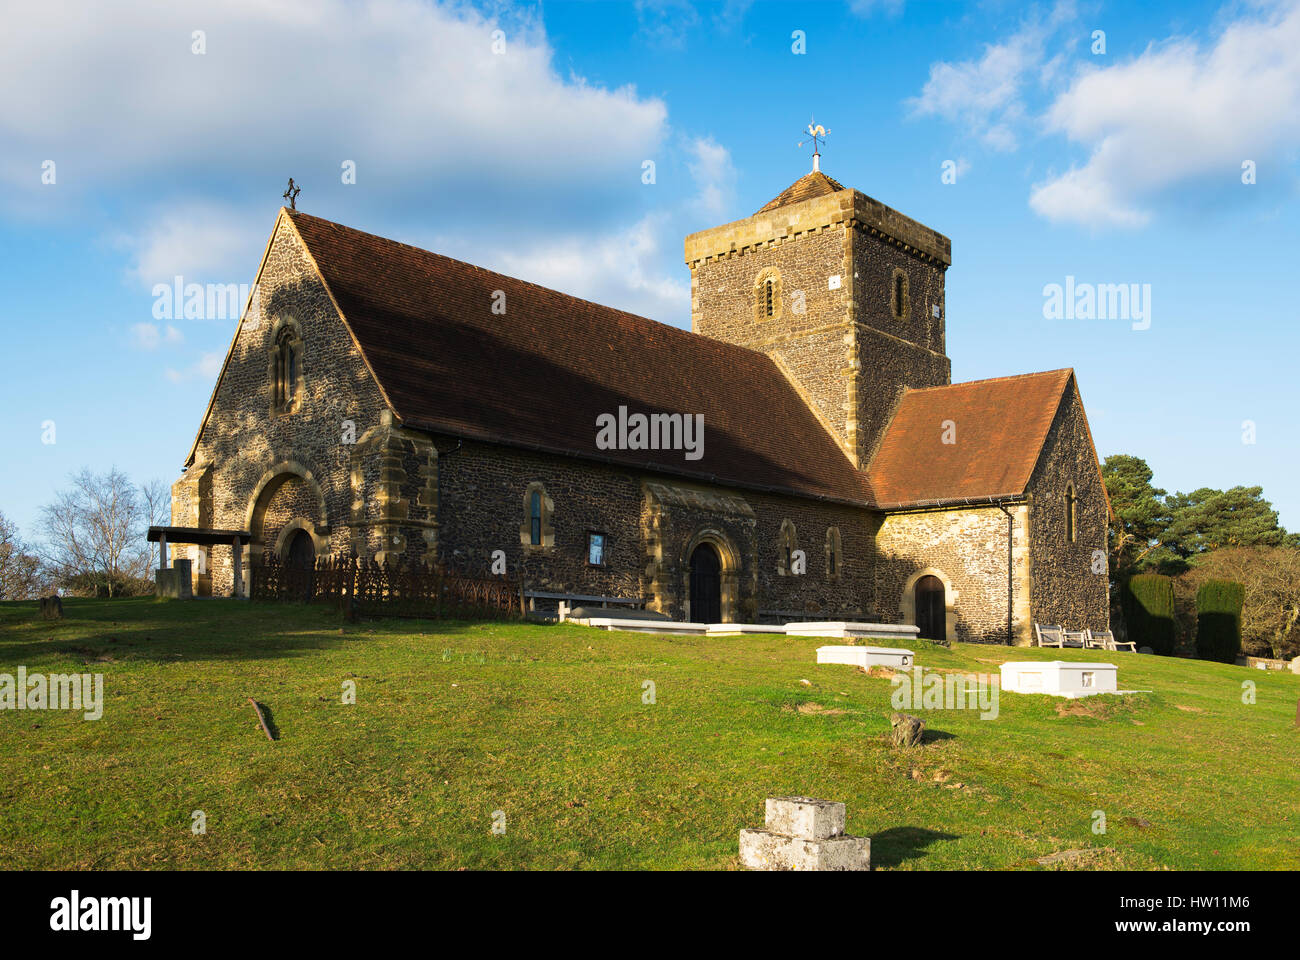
914,574,946,641
286,528,316,602
689,543,722,623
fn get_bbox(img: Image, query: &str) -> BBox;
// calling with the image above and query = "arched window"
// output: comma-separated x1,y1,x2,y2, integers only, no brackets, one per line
271,322,302,414
753,268,782,322
1065,484,1077,543
520,482,554,549
778,519,798,576
825,527,842,580
892,269,909,320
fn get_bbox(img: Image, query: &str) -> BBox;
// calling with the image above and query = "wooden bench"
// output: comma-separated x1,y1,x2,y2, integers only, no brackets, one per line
1086,629,1136,653
1061,629,1088,648
1035,623,1065,647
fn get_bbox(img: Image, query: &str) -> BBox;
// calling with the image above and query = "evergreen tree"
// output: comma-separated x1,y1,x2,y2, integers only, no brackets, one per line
1164,486,1293,562
1101,454,1170,579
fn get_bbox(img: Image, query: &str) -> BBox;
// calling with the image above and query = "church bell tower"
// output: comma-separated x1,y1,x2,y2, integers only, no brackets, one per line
684,164,952,468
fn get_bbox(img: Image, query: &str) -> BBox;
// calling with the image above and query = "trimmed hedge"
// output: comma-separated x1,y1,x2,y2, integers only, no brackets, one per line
1122,574,1176,656
1195,579,1245,664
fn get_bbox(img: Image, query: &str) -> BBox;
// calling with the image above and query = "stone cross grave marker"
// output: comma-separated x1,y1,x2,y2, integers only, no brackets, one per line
739,797,870,871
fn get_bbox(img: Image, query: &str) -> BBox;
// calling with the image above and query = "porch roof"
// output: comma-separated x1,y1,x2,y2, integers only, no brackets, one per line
147,525,252,546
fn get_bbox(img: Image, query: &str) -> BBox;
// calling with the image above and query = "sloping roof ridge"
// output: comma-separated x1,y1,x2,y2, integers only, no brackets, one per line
902,367,1073,395
756,170,847,213
286,208,761,365
284,209,869,503
862,368,1078,508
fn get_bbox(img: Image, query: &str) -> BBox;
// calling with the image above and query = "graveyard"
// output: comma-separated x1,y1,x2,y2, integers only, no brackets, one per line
1,596,1297,870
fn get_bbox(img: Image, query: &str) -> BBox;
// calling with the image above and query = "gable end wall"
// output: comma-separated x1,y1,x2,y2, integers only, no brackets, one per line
1026,384,1110,633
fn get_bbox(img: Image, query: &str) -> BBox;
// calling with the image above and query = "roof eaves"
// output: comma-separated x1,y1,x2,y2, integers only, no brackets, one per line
404,417,875,510
873,493,1029,512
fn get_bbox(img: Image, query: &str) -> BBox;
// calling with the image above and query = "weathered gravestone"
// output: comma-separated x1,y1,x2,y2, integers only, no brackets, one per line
39,596,63,620
739,797,870,871
154,559,193,599
890,711,925,747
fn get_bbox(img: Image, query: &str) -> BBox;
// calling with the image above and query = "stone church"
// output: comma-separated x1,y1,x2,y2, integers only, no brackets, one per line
171,167,1110,643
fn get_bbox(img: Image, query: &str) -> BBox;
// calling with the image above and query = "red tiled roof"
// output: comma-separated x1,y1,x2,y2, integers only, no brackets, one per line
865,370,1074,509
756,171,845,213
286,210,873,505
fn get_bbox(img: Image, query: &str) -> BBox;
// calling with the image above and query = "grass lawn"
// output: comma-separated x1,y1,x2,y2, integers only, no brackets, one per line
2,597,1298,870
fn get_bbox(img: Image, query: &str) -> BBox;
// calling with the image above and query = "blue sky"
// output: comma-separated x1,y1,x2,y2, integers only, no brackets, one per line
2,0,1299,539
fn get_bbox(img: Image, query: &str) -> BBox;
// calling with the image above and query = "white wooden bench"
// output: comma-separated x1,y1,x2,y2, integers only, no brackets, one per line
1062,629,1087,648
1035,623,1065,647
1086,628,1136,653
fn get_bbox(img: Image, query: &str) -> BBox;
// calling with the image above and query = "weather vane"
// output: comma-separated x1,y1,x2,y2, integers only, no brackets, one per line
282,177,301,210
797,119,829,173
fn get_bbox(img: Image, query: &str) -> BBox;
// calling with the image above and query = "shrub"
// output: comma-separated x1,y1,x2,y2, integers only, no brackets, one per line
60,571,155,598
1122,574,1176,656
1195,579,1245,664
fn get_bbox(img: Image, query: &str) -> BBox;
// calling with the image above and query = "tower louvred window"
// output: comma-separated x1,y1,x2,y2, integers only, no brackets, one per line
753,269,782,321
894,272,907,319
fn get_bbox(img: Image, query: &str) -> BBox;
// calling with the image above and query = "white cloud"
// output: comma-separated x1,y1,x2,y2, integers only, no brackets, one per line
0,0,737,328
1028,164,1152,228
636,0,702,49
131,323,161,350
713,0,755,33
685,136,736,220
908,1,1076,150
199,352,224,378
482,213,690,325
165,351,224,384
0,0,667,218
130,323,184,350
440,138,734,325
1031,1,1300,228
0,0,681,308
116,201,268,287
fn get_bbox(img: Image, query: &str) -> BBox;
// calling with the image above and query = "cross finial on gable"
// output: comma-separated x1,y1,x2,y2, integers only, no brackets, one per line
797,119,829,173
282,177,301,210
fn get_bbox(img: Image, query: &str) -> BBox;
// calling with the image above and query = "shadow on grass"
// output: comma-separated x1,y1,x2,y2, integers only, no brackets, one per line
0,597,516,667
870,826,960,868
920,729,957,744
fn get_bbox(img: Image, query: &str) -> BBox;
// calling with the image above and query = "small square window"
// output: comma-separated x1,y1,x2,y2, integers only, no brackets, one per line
587,532,606,567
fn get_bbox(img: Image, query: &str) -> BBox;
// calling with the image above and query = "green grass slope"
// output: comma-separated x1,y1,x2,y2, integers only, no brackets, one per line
1,598,1297,869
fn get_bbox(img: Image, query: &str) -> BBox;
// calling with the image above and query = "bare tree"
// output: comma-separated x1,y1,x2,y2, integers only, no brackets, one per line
0,510,50,600
140,478,171,570
39,467,154,597
1179,546,1300,660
